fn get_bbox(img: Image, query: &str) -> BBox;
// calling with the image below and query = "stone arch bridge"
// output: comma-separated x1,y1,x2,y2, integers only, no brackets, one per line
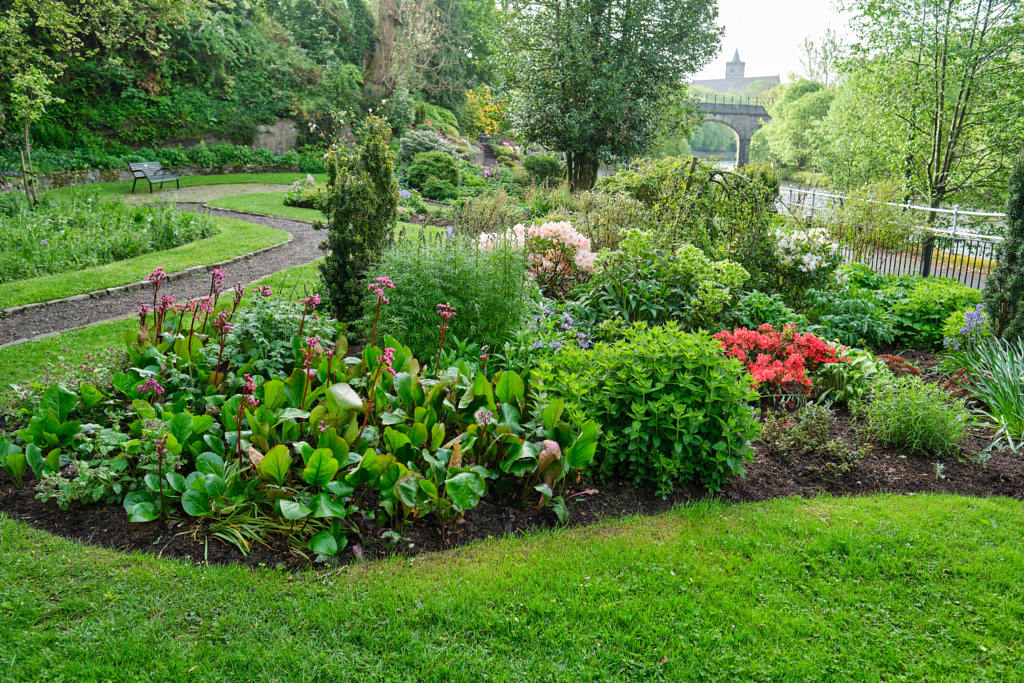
697,98,771,167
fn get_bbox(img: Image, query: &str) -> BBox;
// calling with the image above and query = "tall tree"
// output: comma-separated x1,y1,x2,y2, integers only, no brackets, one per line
840,0,1024,208
495,0,721,192
799,28,845,86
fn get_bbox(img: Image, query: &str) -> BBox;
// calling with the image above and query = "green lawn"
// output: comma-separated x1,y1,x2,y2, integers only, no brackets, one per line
47,173,327,200
0,217,287,309
1,494,1021,681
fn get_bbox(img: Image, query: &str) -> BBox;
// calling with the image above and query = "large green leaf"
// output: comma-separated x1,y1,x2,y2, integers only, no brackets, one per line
396,472,420,509
174,333,203,361
308,529,338,556
195,452,225,478
542,399,565,430
263,379,286,411
40,384,79,423
565,420,599,470
495,371,525,405
259,445,292,486
279,499,312,520
303,448,339,487
309,492,347,518
317,429,349,463
123,491,159,522
346,450,381,487
326,383,363,416
203,473,227,500
445,471,486,511
78,383,104,410
500,441,539,476
167,412,193,445
1,450,26,488
181,490,211,516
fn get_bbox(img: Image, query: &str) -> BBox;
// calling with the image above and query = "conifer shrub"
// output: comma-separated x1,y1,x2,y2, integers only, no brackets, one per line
983,157,1024,341
317,116,398,323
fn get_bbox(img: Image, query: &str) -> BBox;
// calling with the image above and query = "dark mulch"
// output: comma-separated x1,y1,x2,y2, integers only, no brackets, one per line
3,343,1021,569
3,416,1020,571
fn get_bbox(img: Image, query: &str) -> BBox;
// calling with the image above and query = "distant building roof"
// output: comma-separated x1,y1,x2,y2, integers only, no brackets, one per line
691,74,781,94
692,49,779,94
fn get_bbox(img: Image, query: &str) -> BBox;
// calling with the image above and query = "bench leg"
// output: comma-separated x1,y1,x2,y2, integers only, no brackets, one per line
149,181,153,194
131,178,137,193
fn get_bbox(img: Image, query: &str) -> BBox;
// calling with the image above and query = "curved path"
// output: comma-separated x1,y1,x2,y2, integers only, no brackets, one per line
0,205,323,347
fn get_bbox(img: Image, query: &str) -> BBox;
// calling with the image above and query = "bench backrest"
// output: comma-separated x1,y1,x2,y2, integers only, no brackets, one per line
128,162,162,178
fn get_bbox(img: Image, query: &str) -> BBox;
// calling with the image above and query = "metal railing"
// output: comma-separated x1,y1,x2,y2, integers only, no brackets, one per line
779,186,1006,290
696,94,775,108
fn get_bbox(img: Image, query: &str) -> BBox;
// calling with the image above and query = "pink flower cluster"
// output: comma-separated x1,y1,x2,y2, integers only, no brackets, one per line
368,276,395,303
146,267,167,284
141,377,164,397
381,347,396,377
252,285,273,297
478,221,596,273
437,302,456,322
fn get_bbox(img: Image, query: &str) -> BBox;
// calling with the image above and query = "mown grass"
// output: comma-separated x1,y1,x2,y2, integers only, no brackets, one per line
46,173,327,200
0,494,1021,681
207,191,442,241
0,217,287,309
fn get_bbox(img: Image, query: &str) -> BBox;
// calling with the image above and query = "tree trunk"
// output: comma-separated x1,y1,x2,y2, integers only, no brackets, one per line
364,0,400,98
567,150,599,192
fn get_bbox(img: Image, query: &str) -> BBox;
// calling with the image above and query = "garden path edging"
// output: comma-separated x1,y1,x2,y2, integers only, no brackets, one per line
1,235,293,318
0,206,324,348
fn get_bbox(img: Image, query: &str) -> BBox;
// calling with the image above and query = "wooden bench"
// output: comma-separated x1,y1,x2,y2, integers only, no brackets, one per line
128,162,180,193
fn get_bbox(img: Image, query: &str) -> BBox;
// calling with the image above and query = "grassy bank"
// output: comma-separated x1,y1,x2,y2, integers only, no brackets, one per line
0,494,1021,681
0,217,288,309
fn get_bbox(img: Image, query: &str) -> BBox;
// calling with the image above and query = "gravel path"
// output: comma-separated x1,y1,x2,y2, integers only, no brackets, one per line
0,205,324,347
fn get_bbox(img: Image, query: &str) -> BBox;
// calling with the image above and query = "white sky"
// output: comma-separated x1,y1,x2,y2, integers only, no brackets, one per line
693,0,853,82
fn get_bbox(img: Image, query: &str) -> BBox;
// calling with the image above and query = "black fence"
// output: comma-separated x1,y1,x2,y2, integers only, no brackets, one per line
833,226,1001,290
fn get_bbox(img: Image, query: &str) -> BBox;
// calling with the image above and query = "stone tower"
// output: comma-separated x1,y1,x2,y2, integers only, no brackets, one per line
726,49,745,79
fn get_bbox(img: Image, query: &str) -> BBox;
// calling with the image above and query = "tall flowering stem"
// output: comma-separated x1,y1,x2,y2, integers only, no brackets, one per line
146,267,167,313
357,347,395,443
434,302,456,376
480,345,489,377
213,311,234,380
368,276,395,349
297,293,321,338
236,374,259,459
201,268,227,330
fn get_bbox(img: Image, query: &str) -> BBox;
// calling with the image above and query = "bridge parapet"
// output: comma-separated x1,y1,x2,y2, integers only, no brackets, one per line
696,100,771,167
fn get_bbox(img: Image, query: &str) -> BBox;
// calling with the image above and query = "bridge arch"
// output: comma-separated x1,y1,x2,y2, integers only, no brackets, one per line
697,101,770,167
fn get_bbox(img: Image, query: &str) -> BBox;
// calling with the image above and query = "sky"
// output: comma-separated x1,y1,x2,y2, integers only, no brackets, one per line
693,0,853,82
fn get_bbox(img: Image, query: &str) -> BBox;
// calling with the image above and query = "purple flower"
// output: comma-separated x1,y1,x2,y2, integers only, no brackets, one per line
532,341,544,350
399,189,412,199
549,341,563,351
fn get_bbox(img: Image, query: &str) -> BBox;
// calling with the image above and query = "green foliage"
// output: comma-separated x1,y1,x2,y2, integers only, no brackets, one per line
805,282,897,349
814,346,889,405
983,156,1024,340
420,177,459,201
397,129,460,164
760,79,835,169
761,403,867,478
958,336,1024,452
537,322,760,495
0,188,215,283
888,277,981,348
825,179,919,250
407,150,459,189
539,190,654,251
523,154,563,184
734,291,806,330
577,230,748,330
452,189,528,237
318,116,399,323
857,375,970,457
495,0,721,190
362,233,533,361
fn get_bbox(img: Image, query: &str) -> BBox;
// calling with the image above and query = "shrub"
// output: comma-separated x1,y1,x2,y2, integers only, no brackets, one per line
318,116,399,323
283,174,325,208
887,277,981,348
536,322,761,495
804,282,897,349
539,190,654,252
983,156,1024,341
734,291,806,330
715,324,841,396
480,221,595,298
940,303,992,372
857,375,970,457
813,346,889,405
491,298,594,374
362,233,533,360
421,177,459,201
397,129,460,164
577,230,748,329
452,190,528,237
0,188,216,283
523,154,563,184
772,220,843,299
407,150,459,189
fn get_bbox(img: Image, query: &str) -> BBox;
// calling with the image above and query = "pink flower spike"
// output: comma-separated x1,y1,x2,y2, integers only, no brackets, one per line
381,347,397,377
146,267,167,283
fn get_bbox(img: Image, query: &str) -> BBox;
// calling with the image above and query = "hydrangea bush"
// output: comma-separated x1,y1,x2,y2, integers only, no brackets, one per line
479,220,595,297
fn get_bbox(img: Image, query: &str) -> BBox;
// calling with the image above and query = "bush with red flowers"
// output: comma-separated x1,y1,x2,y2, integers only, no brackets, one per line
715,324,841,395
